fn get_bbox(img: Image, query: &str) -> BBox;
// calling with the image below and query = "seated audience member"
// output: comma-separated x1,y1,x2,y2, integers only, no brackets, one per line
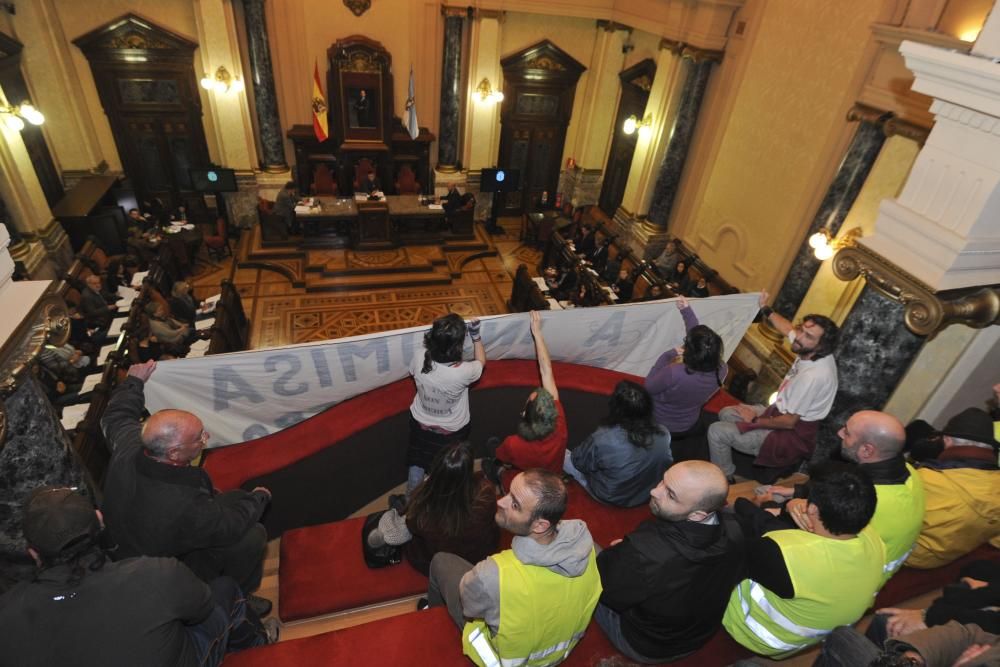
596,461,744,663
563,381,672,507
815,622,999,667
427,470,601,667
485,311,566,479
79,274,119,330
168,280,202,326
366,443,499,576
0,487,275,665
36,345,85,407
653,240,682,276
723,464,884,658
362,170,382,195
145,301,192,347
100,360,274,617
708,291,838,481
905,407,1000,569
570,281,603,308
544,265,578,301
602,256,622,284
441,183,462,213
639,283,666,302
686,276,710,298
668,260,693,296
575,225,597,259
132,317,166,363
590,238,611,275
610,268,634,303
407,314,486,494
760,410,924,584
645,296,726,437
126,207,155,233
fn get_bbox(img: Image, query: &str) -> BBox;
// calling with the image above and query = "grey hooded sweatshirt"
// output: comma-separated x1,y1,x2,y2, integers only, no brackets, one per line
459,519,596,633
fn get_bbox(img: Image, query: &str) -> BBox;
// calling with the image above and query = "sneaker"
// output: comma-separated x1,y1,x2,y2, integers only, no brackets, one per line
263,617,280,644
417,597,430,611
247,594,273,618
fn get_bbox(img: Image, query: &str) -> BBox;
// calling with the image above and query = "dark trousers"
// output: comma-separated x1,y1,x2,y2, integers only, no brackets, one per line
428,552,475,628
812,625,882,667
182,521,267,594
594,602,681,664
187,576,268,666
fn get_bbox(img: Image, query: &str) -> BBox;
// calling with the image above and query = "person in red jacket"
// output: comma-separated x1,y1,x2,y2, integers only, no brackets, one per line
483,311,566,482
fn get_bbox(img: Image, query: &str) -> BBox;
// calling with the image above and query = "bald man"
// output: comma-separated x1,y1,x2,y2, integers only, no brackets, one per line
761,410,925,584
594,461,745,663
101,360,273,616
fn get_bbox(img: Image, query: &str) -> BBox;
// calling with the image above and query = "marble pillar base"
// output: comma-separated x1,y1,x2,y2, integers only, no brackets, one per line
256,169,293,201
39,220,73,273
816,283,926,457
559,168,603,209
0,376,91,581
224,172,262,229
8,240,57,280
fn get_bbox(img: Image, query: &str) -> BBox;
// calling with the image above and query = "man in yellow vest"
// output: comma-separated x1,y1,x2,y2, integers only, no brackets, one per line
765,410,925,584
723,464,885,658
905,407,999,569
426,469,602,667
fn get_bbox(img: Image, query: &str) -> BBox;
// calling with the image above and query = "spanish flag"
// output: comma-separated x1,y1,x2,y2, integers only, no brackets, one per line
312,61,329,142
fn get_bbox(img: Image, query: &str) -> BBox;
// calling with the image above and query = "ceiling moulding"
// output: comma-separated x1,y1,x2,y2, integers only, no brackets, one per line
859,24,971,128
448,0,743,51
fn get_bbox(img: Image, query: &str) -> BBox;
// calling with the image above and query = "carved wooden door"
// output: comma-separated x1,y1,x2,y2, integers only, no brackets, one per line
599,59,655,217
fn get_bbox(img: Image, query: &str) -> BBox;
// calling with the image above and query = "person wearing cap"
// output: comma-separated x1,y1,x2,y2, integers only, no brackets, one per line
0,486,275,666
905,407,1000,569
100,360,274,617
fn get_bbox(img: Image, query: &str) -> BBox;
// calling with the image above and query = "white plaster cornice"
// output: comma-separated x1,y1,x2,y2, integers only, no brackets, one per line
900,40,1000,118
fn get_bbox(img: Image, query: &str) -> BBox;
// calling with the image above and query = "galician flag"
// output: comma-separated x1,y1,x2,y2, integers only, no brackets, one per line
405,65,419,140
312,61,329,142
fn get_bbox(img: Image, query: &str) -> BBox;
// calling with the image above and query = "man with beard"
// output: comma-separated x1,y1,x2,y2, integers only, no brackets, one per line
426,469,602,667
757,410,924,586
707,292,839,480
595,461,745,663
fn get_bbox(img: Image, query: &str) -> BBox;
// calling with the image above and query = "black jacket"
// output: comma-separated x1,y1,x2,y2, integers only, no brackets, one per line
0,553,211,667
100,377,269,573
79,286,115,329
597,513,746,660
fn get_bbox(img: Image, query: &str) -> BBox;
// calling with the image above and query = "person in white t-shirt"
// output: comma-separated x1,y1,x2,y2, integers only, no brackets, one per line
407,314,487,493
707,291,839,481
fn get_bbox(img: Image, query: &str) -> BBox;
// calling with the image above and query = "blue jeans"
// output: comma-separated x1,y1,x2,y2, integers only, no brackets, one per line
594,603,673,664
187,577,268,665
562,451,590,490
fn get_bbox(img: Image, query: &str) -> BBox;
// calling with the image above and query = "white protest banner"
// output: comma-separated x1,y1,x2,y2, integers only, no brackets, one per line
144,294,761,447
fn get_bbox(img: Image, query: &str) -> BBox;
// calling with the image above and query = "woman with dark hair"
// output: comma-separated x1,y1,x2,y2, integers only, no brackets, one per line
562,381,672,507
645,296,727,436
407,313,486,493
668,260,693,296
366,443,499,575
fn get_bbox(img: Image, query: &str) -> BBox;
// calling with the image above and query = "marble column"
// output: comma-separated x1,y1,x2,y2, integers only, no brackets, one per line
773,108,890,318
646,52,717,229
241,0,287,172
815,283,925,457
437,10,465,172
0,376,90,581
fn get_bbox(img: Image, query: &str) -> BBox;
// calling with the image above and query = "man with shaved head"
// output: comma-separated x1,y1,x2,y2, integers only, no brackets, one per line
762,409,924,584
594,461,745,663
101,360,274,616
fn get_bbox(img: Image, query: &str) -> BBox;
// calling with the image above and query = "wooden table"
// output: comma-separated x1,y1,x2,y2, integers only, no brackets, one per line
295,195,448,249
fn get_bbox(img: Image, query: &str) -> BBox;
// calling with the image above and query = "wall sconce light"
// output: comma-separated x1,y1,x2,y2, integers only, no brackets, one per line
0,101,45,132
474,77,504,104
200,66,245,94
808,226,862,260
623,113,652,137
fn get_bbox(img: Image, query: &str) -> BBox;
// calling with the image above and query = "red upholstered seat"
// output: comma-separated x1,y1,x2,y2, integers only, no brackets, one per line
221,608,466,667
279,516,428,622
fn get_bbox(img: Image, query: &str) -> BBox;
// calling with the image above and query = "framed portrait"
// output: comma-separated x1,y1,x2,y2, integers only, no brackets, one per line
329,36,393,146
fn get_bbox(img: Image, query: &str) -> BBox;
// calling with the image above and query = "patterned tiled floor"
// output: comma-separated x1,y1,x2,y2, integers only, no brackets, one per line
193,218,540,349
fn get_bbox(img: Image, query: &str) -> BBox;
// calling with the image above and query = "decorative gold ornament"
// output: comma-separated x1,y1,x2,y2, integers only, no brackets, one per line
104,31,170,49
344,0,372,17
523,56,565,71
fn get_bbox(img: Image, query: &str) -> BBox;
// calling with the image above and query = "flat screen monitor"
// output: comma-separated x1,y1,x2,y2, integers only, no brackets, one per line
480,168,520,193
189,168,239,193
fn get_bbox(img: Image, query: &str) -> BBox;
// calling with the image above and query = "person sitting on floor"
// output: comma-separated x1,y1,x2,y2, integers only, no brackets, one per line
759,410,924,585
427,469,602,667
905,407,1000,570
366,443,499,576
100,360,274,619
563,380,672,507
708,291,838,482
595,461,745,663
407,313,486,494
484,311,566,481
723,463,884,658
0,486,276,665
645,296,727,441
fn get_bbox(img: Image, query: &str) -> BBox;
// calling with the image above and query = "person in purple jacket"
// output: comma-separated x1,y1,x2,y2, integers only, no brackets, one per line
644,296,727,437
